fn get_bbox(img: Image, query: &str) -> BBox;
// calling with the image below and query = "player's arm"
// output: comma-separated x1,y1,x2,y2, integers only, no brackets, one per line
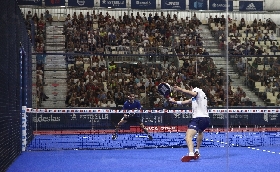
173,86,197,97
122,102,129,118
169,98,192,105
136,101,142,110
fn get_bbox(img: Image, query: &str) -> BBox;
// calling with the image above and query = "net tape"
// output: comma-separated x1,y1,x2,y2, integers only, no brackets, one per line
26,108,280,113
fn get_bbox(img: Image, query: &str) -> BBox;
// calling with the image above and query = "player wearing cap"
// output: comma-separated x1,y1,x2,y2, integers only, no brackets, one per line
112,92,153,140
169,80,210,162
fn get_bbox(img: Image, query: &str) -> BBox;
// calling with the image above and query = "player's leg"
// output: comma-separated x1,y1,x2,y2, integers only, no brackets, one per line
181,118,199,162
112,118,127,140
195,132,203,155
181,128,197,162
139,122,153,140
195,117,210,155
185,128,197,156
115,119,127,133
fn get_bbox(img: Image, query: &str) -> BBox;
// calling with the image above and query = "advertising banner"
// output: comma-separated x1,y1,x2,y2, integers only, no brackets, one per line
68,0,94,7
17,0,42,5
31,111,280,130
189,0,207,10
100,0,126,8
239,1,263,11
45,0,66,6
209,0,233,11
161,0,186,10
131,0,156,9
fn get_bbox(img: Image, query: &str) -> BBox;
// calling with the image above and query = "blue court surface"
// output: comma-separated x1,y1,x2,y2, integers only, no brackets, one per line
8,132,280,172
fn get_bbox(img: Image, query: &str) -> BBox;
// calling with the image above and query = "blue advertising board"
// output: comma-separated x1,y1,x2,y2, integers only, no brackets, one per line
100,0,126,8
209,0,233,11
131,0,156,9
45,0,65,6
189,0,207,10
31,111,280,130
161,0,186,10
68,0,94,7
17,0,42,5
239,1,263,11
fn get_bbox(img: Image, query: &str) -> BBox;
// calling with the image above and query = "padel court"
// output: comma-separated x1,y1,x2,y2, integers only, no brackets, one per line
8,127,280,172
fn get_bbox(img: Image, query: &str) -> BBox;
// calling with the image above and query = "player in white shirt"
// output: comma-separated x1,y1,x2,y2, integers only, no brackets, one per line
169,80,210,162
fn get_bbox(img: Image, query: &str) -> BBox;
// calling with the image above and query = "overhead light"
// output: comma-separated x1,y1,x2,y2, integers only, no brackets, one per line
60,6,65,7
108,7,111,8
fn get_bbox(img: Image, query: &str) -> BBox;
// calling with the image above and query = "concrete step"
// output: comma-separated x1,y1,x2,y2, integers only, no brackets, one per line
46,31,63,35
46,26,64,31
44,79,68,84
44,90,67,95
46,50,65,53
45,46,65,51
44,63,67,70
46,39,65,43
40,100,66,108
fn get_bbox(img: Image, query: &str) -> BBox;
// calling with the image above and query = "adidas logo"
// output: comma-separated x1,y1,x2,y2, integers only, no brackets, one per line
246,3,256,10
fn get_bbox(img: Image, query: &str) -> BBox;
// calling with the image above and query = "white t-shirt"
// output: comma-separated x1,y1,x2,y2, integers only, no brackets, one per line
192,87,209,118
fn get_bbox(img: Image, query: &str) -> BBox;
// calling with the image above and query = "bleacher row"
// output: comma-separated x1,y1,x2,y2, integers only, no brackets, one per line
208,17,280,106
25,10,280,107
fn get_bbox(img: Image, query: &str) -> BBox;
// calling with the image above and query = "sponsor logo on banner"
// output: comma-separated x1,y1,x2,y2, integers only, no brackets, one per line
189,0,207,10
161,0,186,10
77,0,85,5
101,0,126,7
166,1,179,6
246,3,256,10
68,0,94,7
239,1,263,11
194,1,203,9
132,0,155,9
209,0,233,11
136,0,150,5
45,0,65,6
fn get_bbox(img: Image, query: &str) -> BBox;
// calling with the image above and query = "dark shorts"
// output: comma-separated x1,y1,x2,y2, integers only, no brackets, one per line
123,114,142,124
188,117,210,133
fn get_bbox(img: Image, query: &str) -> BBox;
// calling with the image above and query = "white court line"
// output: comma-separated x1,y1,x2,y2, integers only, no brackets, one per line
247,147,280,155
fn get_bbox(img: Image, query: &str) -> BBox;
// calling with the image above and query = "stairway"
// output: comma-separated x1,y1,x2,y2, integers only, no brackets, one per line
41,25,67,108
198,24,265,106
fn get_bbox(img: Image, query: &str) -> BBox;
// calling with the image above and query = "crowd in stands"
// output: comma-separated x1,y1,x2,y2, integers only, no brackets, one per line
25,10,51,53
209,15,280,106
25,10,51,107
24,9,280,108
61,11,267,108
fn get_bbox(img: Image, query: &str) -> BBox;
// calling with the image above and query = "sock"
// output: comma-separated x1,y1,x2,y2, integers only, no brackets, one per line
189,152,194,156
195,149,199,153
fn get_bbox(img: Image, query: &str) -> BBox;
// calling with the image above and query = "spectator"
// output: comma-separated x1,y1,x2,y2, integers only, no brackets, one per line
276,93,280,106
269,31,277,44
236,58,245,76
44,10,53,25
270,42,278,54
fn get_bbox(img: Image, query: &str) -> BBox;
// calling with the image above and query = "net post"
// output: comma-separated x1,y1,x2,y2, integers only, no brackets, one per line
22,106,27,151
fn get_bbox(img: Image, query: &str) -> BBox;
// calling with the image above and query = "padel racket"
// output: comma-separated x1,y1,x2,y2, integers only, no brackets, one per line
158,83,172,99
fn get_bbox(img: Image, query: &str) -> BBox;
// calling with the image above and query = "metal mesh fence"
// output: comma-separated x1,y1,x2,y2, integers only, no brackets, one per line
0,1,32,171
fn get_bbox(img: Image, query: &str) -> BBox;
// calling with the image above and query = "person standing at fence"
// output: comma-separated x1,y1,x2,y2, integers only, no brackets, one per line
169,80,210,162
112,92,153,140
